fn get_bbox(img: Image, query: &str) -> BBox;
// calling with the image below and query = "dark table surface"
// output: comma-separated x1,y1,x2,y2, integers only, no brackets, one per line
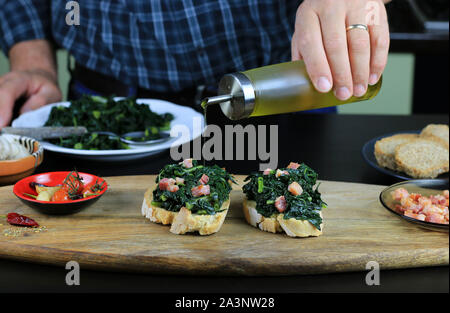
1,113,449,293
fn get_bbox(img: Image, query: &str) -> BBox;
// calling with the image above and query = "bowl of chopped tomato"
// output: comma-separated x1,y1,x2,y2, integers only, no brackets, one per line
13,171,107,215
380,179,449,232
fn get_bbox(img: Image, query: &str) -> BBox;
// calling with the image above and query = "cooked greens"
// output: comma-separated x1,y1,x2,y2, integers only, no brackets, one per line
45,95,174,150
243,163,326,230
55,133,129,150
152,160,235,215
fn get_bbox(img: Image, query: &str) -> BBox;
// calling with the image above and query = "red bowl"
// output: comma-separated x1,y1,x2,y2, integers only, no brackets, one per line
13,171,107,215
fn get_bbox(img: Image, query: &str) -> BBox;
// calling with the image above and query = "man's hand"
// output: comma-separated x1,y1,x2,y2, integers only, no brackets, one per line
0,40,62,128
291,0,390,100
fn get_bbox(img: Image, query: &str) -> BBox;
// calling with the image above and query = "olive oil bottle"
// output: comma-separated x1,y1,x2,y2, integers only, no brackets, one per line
202,60,382,120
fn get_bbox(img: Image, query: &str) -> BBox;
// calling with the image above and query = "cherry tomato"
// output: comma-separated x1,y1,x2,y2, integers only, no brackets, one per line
63,172,84,194
81,180,105,198
51,188,70,202
81,184,98,198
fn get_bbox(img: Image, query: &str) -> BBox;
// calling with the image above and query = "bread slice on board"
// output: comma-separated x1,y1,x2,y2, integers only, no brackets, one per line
420,124,449,148
243,198,323,237
394,138,449,178
141,188,229,235
374,134,419,170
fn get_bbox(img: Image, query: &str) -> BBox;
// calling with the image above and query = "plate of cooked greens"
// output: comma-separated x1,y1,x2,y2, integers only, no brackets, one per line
12,96,204,161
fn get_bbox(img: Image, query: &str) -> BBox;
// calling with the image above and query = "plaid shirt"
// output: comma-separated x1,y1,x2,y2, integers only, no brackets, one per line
0,0,299,92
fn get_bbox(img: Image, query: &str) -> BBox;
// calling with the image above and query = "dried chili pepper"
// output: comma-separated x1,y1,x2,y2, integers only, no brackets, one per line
4,213,39,227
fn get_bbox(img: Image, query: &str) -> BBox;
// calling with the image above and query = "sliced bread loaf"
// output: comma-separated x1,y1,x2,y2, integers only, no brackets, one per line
394,138,449,178
374,134,419,170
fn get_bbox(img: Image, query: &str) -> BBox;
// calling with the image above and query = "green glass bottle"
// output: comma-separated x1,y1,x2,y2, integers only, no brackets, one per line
202,60,382,120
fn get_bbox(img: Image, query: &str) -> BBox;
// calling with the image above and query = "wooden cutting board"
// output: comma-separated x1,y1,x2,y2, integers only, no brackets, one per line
0,175,448,276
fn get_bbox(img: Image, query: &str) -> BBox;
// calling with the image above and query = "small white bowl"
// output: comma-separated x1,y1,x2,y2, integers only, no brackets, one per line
0,135,44,185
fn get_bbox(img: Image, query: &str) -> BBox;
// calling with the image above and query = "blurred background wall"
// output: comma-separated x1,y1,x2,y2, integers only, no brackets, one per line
0,51,415,115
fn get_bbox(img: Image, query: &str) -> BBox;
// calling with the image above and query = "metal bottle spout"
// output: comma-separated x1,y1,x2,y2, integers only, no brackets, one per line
201,94,233,109
201,72,256,120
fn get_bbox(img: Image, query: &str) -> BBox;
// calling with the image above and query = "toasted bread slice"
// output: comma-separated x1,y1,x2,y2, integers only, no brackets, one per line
141,189,177,225
141,188,230,235
394,138,449,178
170,204,229,235
243,199,323,237
374,134,419,170
420,124,449,148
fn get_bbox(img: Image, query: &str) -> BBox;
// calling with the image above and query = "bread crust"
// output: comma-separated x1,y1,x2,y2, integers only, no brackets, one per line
243,199,323,237
259,216,283,233
170,204,229,235
141,188,230,235
142,189,177,225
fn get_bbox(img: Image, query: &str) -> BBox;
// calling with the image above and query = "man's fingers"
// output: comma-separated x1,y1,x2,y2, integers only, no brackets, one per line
320,7,353,100
0,74,28,127
346,9,371,97
20,94,48,114
20,84,62,114
368,6,390,85
291,39,303,61
347,28,370,96
0,90,16,128
0,70,61,127
293,9,332,93
292,0,390,97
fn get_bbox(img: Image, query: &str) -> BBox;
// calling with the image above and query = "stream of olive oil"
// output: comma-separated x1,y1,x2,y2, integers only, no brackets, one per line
201,100,208,166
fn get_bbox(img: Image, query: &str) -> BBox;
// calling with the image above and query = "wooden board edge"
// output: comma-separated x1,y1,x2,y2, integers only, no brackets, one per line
0,242,447,276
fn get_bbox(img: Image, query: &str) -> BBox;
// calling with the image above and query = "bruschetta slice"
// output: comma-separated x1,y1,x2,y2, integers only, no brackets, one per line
141,159,235,235
242,162,326,237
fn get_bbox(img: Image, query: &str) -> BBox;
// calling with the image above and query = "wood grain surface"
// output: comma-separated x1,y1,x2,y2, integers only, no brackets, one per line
0,175,448,276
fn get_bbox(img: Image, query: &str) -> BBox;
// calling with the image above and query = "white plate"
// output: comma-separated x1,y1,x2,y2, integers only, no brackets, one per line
12,98,204,161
